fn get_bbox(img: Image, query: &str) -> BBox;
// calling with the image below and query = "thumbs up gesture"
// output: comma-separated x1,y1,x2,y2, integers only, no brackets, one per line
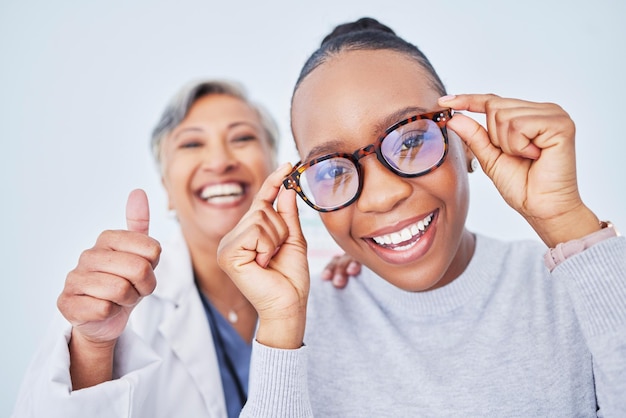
57,189,161,384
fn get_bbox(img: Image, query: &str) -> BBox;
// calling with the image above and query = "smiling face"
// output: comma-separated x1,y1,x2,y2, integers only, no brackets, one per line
161,94,275,248
291,49,475,291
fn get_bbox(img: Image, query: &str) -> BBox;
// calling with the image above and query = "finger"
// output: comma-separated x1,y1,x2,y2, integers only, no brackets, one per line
65,270,143,307
253,163,293,207
77,248,157,296
440,94,545,159
500,109,574,151
253,226,287,268
321,256,341,281
346,260,361,276
58,293,123,325
248,208,289,267
445,113,501,174
331,256,361,288
95,230,161,268
332,274,348,288
439,93,524,114
276,184,302,233
490,111,541,160
126,189,150,235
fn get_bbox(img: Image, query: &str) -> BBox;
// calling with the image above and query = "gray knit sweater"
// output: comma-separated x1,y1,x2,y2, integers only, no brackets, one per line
242,234,626,417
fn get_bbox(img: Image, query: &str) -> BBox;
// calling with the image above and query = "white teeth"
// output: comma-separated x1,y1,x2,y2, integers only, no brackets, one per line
200,183,244,200
372,213,433,247
390,232,403,245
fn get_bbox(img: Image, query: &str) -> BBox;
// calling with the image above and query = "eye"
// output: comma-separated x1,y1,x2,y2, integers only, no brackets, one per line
399,132,425,152
234,134,257,142
231,134,258,145
312,159,356,182
179,140,203,149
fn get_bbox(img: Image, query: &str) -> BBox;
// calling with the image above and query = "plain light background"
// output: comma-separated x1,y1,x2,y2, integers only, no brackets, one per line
2,0,625,414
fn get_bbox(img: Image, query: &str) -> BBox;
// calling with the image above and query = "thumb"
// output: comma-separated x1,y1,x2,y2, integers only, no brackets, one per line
126,189,150,234
276,186,304,244
446,113,499,173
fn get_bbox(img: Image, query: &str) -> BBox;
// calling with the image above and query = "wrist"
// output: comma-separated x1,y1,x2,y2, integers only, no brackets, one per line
529,205,601,248
256,308,307,349
544,221,619,271
69,329,116,390
70,329,117,355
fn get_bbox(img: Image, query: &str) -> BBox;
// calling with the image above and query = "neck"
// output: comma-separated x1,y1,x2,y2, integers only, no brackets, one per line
185,233,257,342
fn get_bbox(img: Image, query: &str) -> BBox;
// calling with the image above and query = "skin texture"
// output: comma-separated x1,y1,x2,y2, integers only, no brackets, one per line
217,48,601,350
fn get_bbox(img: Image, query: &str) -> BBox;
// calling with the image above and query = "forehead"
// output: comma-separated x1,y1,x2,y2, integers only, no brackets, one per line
291,49,441,156
183,94,261,126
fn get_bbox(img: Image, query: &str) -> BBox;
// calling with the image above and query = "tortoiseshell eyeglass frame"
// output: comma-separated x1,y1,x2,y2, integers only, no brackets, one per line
283,108,454,213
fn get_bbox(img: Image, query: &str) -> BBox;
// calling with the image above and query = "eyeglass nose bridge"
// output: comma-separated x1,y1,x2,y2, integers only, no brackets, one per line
351,139,395,177
352,143,378,162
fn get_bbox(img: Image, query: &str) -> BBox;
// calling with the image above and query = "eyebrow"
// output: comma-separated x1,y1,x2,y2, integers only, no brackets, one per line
303,105,431,161
374,105,430,133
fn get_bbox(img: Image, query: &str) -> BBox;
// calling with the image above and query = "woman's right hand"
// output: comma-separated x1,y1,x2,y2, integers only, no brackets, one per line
57,189,161,388
217,164,310,349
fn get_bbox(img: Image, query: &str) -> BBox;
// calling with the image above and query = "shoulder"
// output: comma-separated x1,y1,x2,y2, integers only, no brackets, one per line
472,233,573,311
473,233,548,279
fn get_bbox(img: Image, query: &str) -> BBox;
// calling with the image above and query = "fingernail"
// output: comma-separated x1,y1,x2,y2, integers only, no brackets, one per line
439,94,456,102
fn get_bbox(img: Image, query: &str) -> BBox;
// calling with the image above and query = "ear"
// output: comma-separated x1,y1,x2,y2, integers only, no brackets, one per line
449,129,478,173
462,140,474,163
462,142,477,172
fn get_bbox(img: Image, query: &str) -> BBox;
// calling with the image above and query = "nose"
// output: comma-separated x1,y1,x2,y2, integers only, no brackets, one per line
356,156,412,213
201,142,238,174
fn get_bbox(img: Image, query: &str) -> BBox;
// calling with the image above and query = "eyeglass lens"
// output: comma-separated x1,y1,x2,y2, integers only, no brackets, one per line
298,118,445,210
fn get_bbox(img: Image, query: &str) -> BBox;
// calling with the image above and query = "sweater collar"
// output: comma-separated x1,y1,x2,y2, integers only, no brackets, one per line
358,234,503,316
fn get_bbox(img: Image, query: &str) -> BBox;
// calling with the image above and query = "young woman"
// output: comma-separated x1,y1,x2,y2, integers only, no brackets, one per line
12,79,358,418
218,18,626,416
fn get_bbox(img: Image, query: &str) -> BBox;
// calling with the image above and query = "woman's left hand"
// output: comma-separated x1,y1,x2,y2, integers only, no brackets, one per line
439,94,601,247
322,254,361,289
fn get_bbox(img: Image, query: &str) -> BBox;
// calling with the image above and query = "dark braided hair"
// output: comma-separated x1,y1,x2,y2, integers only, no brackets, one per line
294,17,446,96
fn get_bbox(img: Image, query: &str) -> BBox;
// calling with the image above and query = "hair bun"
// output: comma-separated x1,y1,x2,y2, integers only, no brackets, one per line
321,17,396,46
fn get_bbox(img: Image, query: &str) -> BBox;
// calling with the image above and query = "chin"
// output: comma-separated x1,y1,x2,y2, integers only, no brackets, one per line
372,263,446,292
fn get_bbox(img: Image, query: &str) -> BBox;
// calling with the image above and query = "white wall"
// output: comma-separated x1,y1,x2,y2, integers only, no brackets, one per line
1,0,624,413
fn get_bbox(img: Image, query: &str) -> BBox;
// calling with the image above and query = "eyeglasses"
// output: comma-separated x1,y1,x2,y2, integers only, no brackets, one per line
283,109,453,212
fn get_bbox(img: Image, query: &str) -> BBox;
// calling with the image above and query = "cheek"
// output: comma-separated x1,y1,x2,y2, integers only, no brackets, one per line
247,156,274,186
237,146,275,182
162,157,192,197
319,210,354,246
440,143,471,217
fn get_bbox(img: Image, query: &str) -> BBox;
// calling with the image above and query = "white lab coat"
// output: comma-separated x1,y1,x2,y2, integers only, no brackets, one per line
12,229,229,418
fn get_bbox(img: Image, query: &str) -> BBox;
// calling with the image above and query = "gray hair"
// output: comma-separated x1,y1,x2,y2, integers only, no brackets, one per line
151,79,279,169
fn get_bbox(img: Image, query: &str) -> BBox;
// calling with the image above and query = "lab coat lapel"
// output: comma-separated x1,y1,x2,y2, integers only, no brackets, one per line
155,229,227,417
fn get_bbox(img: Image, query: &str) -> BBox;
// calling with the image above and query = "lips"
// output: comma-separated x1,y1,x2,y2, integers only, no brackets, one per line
370,211,434,251
199,182,245,204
